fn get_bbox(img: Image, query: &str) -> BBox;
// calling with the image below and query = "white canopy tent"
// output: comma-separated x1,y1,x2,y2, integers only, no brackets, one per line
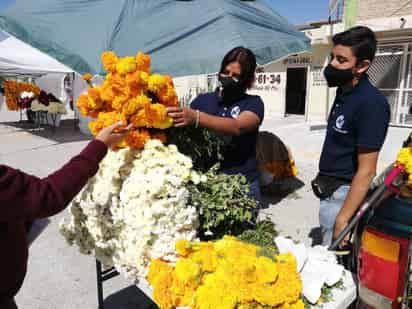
0,30,73,76
0,30,81,126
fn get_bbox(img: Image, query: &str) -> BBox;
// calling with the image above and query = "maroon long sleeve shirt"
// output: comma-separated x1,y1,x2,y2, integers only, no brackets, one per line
0,140,107,302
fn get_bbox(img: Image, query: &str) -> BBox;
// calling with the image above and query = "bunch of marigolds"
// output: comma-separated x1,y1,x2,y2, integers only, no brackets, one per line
77,51,178,149
263,159,298,180
3,80,40,111
147,236,304,309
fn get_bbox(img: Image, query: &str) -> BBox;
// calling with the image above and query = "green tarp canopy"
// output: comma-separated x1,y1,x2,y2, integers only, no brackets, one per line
0,0,311,76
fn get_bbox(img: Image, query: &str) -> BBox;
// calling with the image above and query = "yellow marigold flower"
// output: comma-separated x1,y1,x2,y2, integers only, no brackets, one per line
170,272,197,307
147,259,173,284
100,83,115,102
111,95,129,112
88,120,101,136
82,73,93,81
145,103,173,129
140,71,150,85
148,74,168,94
101,51,119,73
88,111,126,136
123,95,151,116
135,51,151,73
130,109,147,128
290,299,305,309
176,240,191,257
154,117,173,130
255,256,278,284
191,248,218,273
194,275,237,309
397,148,409,164
175,258,201,284
150,266,176,309
116,56,137,75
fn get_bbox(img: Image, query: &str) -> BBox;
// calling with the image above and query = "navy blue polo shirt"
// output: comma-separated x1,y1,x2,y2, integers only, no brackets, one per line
191,91,264,182
319,75,390,180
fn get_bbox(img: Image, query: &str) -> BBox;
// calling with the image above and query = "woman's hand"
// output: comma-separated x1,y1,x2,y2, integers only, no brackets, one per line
167,107,197,127
96,122,132,148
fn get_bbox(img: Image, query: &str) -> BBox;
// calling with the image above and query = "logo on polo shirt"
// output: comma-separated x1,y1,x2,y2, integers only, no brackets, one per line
336,115,345,129
333,114,348,134
230,106,241,118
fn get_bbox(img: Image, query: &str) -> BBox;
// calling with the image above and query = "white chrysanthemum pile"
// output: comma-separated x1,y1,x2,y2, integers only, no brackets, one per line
60,139,201,280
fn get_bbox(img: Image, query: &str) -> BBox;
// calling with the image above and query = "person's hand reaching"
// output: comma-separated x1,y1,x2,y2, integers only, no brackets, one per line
96,122,132,148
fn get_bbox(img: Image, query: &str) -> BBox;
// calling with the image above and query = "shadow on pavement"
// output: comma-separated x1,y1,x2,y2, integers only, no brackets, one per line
260,177,305,208
104,285,158,309
0,119,91,144
308,227,323,246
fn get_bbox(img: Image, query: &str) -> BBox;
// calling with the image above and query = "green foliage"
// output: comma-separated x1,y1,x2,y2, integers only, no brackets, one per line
166,126,228,172
188,165,257,239
238,219,279,260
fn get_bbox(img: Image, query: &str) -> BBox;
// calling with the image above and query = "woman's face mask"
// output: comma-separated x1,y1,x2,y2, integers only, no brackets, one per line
218,74,245,106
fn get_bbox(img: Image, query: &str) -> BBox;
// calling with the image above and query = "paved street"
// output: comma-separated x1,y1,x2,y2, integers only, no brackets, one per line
0,104,407,309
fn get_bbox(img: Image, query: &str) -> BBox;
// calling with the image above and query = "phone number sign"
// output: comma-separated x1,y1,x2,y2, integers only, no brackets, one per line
252,73,281,91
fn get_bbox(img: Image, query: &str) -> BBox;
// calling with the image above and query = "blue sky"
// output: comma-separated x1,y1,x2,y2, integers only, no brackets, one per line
265,0,329,25
0,0,14,11
0,0,329,25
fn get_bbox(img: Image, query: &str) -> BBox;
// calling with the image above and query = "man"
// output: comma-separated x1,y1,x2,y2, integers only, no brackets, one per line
313,26,390,246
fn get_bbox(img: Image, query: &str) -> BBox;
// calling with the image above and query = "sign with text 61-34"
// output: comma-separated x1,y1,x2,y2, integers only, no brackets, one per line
252,73,281,91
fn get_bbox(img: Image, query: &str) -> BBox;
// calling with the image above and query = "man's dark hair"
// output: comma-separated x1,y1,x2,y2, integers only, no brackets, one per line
219,46,257,90
332,26,377,63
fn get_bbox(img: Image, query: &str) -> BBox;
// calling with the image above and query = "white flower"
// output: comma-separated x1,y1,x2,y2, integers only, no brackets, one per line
60,141,201,281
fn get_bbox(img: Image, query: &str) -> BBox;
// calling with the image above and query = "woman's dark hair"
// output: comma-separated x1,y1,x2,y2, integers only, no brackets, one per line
219,46,257,90
332,26,377,63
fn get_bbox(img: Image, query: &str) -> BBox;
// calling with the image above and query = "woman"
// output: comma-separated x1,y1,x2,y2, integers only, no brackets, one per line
167,47,264,202
0,122,130,309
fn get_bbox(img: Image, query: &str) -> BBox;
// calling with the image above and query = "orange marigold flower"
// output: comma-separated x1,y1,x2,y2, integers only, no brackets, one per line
125,129,151,149
135,51,151,74
159,86,179,107
107,73,127,93
76,94,91,116
101,51,119,73
82,73,93,81
87,88,104,110
125,71,148,93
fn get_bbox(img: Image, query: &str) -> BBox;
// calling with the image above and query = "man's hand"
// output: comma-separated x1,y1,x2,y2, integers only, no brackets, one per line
167,107,197,127
96,122,132,148
333,215,350,248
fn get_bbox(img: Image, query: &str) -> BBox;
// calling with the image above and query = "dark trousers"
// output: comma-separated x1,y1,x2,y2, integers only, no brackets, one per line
0,298,17,309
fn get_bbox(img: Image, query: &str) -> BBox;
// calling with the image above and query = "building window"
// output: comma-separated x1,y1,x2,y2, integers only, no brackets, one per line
369,43,412,126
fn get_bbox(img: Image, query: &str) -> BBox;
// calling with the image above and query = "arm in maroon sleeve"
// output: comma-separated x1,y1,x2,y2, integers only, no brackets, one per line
0,139,108,221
